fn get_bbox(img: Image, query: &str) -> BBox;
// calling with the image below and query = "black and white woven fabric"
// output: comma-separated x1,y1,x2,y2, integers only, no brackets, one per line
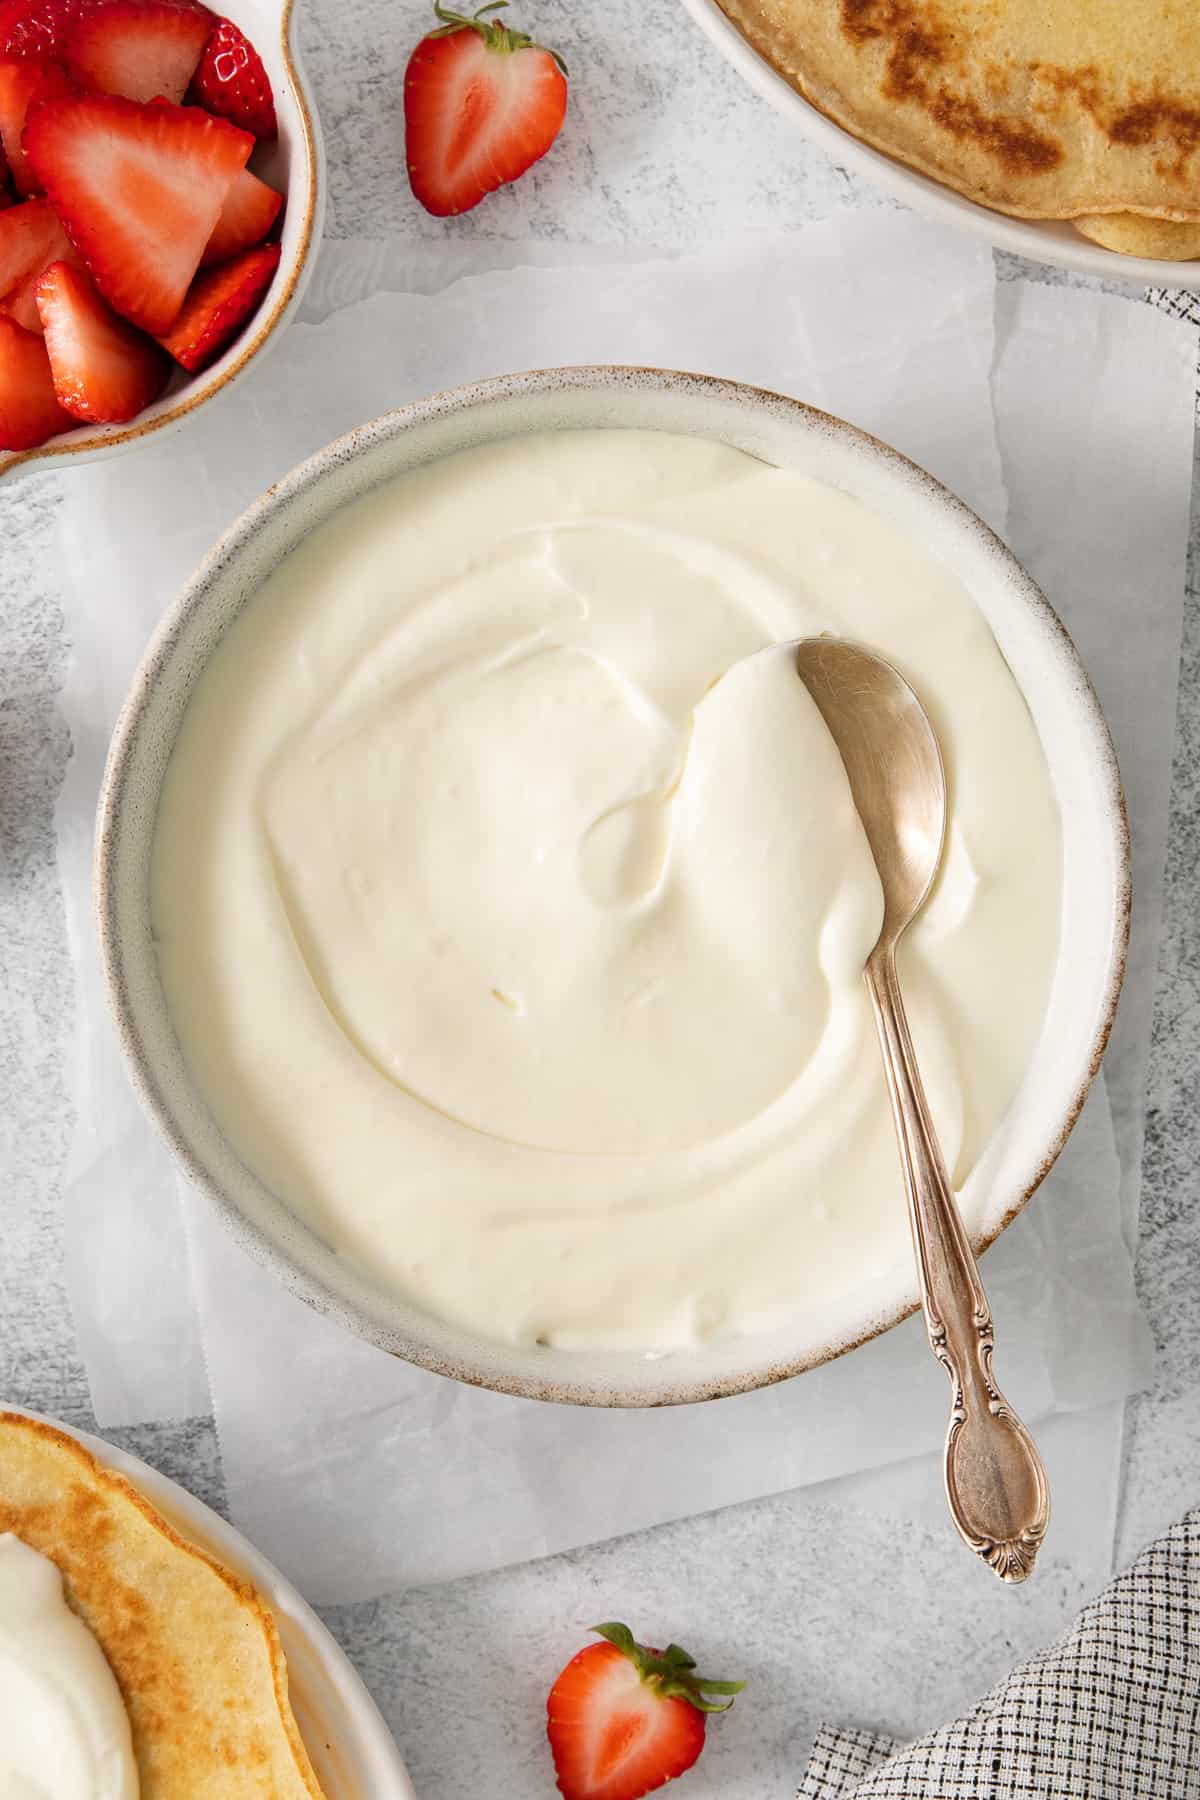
798,1510,1200,1800
1149,287,1200,332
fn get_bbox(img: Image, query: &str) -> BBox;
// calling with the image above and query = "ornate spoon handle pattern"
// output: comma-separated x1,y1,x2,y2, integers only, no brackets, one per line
865,942,1050,1583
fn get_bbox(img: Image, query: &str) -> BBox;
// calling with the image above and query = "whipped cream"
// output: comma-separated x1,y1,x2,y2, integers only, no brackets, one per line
152,429,1062,1351
0,1534,139,1800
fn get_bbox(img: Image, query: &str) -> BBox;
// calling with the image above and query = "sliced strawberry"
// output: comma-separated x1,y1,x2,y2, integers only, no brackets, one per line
63,0,211,103
36,256,166,417
200,162,278,264
546,1625,743,1800
0,192,66,291
23,92,251,331
189,14,273,137
1,262,44,324
0,191,77,329
0,55,72,192
0,307,71,444
403,0,567,218
155,235,275,369
0,219,77,329
0,0,95,63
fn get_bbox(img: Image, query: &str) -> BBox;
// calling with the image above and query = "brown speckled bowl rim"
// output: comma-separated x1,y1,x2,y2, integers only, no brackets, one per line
0,0,322,476
96,366,1131,1407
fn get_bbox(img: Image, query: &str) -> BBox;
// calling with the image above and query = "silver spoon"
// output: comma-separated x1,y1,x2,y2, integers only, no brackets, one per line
791,635,1050,1583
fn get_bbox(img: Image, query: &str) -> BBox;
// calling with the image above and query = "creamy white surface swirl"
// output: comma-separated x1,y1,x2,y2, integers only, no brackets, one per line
0,1534,139,1800
152,430,1062,1351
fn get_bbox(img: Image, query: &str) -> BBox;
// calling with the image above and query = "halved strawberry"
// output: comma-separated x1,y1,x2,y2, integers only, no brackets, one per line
404,0,567,217
546,1624,743,1800
0,306,71,444
155,235,275,369
23,92,251,331
0,54,72,192
37,255,166,417
201,162,278,264
189,14,274,137
64,0,212,103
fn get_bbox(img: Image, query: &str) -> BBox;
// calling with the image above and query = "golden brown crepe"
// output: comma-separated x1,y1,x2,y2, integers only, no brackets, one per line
715,0,1200,256
1073,213,1200,262
0,1411,324,1798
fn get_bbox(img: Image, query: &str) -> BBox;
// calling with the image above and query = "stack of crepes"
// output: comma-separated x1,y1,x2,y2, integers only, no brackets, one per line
0,1412,323,1797
715,0,1200,260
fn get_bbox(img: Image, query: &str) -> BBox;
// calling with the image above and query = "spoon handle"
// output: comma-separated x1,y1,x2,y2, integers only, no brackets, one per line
865,944,1050,1583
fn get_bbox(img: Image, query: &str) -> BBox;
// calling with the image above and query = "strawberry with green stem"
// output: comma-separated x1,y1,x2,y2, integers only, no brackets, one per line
404,0,567,217
547,1622,744,1800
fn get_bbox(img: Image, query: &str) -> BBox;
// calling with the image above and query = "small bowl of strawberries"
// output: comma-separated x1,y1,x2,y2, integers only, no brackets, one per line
0,0,323,472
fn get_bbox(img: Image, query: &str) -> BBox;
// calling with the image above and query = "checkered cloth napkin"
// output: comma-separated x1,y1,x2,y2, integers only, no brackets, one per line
798,1511,1200,1799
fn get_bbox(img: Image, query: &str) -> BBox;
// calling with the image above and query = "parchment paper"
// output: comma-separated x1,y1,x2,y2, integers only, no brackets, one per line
50,213,1192,1601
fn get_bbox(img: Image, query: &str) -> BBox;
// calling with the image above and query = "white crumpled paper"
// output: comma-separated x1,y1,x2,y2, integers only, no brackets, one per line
51,214,1192,1602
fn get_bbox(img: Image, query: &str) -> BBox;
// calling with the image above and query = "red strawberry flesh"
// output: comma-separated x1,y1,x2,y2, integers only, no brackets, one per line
0,55,72,192
0,305,71,444
201,161,279,264
0,192,68,293
155,234,276,369
37,254,166,417
64,0,213,104
23,91,251,332
0,0,94,63
189,14,274,138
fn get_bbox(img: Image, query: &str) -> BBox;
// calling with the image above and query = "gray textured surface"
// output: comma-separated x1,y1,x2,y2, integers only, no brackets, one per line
1,0,1198,1794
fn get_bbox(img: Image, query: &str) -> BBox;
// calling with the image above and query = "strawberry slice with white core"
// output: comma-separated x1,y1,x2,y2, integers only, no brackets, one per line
23,92,251,331
0,192,68,293
200,162,279,264
0,229,79,329
37,255,166,417
0,55,71,192
0,306,71,444
64,0,212,104
155,235,276,368
0,196,81,330
546,1624,743,1800
404,0,567,217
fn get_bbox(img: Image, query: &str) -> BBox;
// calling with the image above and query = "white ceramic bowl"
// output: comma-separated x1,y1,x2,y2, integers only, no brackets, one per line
96,367,1129,1407
5,1407,415,1798
679,0,1200,289
0,0,324,478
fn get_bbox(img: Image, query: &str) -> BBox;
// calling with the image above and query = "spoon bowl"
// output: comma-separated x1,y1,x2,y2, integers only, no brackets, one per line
788,636,946,941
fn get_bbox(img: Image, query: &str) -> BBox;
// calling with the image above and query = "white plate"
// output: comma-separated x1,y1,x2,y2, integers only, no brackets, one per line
5,1407,416,1800
679,0,1199,289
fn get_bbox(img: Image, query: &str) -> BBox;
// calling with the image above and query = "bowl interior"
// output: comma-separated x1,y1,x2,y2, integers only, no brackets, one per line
678,0,1200,289
0,0,323,478
98,369,1129,1406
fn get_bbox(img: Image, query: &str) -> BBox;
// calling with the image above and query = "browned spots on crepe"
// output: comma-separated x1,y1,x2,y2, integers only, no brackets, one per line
712,0,1200,249
0,1411,325,1799
840,0,1063,174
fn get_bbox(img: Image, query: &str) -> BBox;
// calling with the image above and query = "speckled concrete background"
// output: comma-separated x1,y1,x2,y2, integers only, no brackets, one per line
1,2,1198,1794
